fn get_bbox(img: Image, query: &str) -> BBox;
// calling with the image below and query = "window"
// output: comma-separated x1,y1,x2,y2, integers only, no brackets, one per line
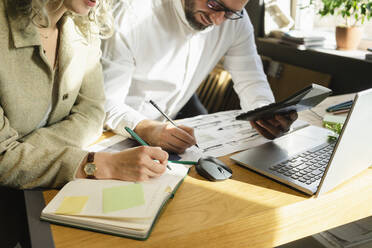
292,0,372,41
313,15,372,40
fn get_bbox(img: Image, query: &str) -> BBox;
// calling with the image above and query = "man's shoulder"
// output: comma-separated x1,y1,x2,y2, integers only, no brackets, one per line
113,0,171,15
111,0,175,34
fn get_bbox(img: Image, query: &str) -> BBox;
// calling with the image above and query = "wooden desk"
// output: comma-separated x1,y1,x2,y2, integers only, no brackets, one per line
42,94,372,248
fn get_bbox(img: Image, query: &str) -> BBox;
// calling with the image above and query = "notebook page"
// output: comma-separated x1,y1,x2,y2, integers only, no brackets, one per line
42,162,187,219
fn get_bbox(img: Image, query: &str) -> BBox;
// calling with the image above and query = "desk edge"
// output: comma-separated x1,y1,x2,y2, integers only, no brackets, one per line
24,190,55,248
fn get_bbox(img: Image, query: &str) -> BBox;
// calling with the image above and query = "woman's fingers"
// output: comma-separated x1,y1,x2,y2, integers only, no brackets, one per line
107,146,168,181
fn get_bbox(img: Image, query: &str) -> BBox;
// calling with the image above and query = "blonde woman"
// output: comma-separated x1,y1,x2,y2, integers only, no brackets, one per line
0,0,168,189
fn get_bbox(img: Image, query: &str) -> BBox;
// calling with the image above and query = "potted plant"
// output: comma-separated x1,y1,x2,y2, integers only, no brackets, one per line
314,0,372,50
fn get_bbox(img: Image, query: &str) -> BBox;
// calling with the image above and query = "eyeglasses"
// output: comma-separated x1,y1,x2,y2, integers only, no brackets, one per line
206,0,244,20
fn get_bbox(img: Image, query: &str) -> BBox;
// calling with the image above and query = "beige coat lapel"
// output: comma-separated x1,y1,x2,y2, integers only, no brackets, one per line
4,4,52,134
6,1,40,49
49,17,89,124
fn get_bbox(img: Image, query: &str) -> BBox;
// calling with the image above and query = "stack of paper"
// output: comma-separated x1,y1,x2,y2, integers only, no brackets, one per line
314,216,372,248
88,110,309,163
176,110,309,160
280,30,325,50
366,53,372,61
366,48,372,61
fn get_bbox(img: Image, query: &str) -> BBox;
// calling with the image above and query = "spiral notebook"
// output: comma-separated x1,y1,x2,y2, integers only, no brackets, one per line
41,162,188,240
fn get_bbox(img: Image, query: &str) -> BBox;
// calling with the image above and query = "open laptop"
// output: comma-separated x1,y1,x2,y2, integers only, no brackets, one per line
230,88,372,196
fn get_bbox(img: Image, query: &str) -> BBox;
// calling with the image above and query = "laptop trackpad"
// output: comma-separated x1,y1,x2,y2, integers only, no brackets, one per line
231,127,329,169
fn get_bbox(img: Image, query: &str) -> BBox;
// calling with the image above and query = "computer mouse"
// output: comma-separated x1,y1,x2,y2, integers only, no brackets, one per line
195,156,232,181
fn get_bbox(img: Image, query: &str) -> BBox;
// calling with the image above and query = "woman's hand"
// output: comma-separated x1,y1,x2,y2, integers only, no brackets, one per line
77,146,169,181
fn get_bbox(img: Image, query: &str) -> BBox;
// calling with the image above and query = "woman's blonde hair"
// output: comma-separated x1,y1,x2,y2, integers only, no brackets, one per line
8,0,114,39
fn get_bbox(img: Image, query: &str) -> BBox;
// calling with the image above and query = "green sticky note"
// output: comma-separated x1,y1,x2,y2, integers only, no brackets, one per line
103,184,145,214
323,113,346,126
55,196,89,215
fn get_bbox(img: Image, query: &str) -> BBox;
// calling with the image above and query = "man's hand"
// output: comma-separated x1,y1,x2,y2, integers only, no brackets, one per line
134,120,197,154
250,111,298,140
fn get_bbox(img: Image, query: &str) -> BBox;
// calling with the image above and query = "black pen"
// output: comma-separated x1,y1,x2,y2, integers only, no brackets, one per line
149,100,200,148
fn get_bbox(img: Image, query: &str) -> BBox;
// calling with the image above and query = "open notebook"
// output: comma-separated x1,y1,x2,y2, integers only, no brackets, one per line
41,162,188,240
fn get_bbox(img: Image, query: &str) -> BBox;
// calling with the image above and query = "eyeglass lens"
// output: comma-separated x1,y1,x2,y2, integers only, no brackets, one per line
207,0,242,19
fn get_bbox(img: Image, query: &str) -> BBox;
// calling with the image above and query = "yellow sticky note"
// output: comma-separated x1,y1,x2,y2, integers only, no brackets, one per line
55,196,89,215
165,186,172,193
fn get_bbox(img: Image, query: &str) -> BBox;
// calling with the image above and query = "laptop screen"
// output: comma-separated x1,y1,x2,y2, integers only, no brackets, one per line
316,88,372,196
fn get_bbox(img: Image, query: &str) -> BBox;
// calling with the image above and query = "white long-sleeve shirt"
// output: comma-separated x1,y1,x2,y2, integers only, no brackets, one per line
101,0,275,136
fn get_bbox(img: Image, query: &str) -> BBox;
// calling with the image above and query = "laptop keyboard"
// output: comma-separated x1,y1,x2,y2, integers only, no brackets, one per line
269,142,336,185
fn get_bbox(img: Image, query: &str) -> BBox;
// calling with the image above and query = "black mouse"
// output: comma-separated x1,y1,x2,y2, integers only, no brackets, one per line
195,156,232,181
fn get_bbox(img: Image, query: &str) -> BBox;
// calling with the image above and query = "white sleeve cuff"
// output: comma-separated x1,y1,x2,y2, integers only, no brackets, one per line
104,109,147,137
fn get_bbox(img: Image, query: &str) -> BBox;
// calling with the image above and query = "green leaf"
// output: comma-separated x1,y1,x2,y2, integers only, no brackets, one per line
367,3,372,11
316,0,372,26
361,5,366,15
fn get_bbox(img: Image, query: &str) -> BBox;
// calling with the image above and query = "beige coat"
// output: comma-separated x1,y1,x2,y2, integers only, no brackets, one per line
0,0,105,189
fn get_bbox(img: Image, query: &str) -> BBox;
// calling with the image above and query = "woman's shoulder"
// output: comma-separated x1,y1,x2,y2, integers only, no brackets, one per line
60,15,101,48
0,0,11,34
58,15,102,68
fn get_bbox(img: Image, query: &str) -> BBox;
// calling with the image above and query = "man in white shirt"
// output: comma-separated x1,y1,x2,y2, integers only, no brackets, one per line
101,0,297,154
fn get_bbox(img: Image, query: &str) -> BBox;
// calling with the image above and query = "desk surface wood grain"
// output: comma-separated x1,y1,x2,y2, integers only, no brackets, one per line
44,94,372,248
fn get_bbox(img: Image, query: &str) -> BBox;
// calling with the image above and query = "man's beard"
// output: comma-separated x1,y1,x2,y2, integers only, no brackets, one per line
184,0,210,31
